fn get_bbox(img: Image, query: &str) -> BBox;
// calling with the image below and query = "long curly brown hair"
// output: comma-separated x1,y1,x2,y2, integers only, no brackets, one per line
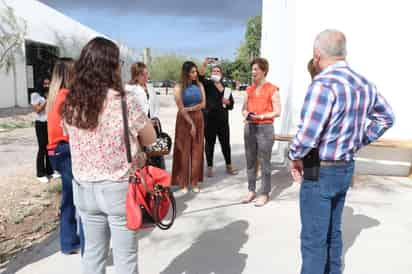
62,37,124,130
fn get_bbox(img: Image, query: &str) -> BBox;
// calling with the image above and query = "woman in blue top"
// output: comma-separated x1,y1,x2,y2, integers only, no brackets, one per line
172,61,206,193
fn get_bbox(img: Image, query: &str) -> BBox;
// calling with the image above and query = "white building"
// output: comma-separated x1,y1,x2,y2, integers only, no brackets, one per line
261,0,412,176
0,0,138,108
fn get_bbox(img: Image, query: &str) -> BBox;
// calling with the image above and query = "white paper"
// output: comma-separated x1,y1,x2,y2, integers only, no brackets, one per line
223,89,231,100
223,89,232,108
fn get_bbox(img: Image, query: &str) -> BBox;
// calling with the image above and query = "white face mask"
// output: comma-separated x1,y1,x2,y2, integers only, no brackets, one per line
210,75,221,82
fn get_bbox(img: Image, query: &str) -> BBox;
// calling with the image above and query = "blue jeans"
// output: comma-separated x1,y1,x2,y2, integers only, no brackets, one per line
300,161,354,274
49,142,84,254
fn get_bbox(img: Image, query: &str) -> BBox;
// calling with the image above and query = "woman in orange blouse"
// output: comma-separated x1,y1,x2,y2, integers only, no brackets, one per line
242,58,281,207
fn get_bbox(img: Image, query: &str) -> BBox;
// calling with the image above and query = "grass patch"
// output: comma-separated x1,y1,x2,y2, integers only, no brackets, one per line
0,121,33,130
46,182,62,194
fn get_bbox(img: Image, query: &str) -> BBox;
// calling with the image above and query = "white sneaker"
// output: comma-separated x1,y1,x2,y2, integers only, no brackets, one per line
36,176,49,183
51,173,61,179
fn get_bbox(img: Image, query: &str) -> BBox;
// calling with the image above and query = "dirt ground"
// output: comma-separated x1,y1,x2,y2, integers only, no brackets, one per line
0,107,62,265
0,94,178,265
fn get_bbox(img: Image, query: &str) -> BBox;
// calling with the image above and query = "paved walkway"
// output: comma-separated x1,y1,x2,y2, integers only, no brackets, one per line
2,94,412,274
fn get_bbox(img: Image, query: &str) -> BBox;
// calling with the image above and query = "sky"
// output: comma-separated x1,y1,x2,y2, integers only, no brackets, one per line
38,0,262,60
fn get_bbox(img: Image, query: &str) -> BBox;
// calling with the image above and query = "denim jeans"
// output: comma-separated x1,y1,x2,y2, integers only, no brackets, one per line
49,142,83,254
73,180,138,274
244,123,274,194
300,161,354,274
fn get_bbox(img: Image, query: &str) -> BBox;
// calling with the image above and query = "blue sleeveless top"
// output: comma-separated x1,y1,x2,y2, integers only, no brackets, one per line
182,84,202,107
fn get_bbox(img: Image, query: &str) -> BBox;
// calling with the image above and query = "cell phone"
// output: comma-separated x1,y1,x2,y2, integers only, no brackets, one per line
207,57,219,63
303,148,320,181
246,112,256,121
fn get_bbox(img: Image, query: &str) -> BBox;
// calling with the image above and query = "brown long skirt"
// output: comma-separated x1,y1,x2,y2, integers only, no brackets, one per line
171,110,204,188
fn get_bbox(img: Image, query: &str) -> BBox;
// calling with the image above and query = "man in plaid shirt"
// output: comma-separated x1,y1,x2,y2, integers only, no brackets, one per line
289,29,395,274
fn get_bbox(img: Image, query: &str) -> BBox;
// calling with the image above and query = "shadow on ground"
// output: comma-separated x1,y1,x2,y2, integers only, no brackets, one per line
160,220,249,274
342,206,380,272
1,230,60,274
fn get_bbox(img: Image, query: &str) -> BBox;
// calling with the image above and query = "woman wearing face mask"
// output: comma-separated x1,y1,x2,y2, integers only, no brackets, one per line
199,58,238,178
242,58,281,207
172,61,206,193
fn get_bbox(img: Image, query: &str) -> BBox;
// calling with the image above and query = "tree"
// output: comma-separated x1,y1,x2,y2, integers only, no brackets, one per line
149,54,199,81
0,0,27,73
244,15,262,60
232,15,262,84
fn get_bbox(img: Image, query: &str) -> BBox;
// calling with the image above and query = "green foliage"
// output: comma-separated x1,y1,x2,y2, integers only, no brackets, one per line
0,0,27,73
217,15,261,84
149,54,200,81
244,15,262,60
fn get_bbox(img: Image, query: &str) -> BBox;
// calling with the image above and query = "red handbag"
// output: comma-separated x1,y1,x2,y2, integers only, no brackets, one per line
121,97,176,230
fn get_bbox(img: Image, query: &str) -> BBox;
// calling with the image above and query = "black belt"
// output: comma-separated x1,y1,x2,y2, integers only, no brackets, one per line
320,160,350,166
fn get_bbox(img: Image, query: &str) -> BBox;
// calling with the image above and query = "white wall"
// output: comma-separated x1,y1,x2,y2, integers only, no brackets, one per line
0,67,16,108
262,0,412,175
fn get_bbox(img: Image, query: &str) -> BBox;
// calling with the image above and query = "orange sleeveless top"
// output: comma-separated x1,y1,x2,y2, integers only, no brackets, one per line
47,89,69,151
246,82,279,124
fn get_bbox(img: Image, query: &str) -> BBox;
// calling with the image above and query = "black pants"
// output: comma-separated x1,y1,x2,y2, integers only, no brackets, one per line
35,121,53,177
204,111,232,167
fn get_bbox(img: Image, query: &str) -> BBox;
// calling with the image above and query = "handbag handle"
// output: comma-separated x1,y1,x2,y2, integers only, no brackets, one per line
121,96,133,164
121,96,151,193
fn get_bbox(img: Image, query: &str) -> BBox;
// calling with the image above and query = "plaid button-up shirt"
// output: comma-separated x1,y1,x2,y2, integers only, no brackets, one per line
289,61,395,161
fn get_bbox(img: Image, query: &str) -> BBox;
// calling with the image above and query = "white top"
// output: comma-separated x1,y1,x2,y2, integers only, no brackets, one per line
30,92,47,122
124,83,159,118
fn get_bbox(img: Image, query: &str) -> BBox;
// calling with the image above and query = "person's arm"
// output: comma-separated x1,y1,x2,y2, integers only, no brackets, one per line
199,58,208,77
224,92,235,110
362,88,395,145
127,94,157,155
242,91,249,118
185,83,206,112
174,84,195,126
148,85,160,118
255,88,281,120
33,102,46,113
138,122,157,146
288,82,335,160
31,93,46,113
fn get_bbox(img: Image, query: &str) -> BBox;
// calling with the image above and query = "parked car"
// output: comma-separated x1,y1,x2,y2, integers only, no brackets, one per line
151,80,163,88
239,82,248,91
161,80,176,88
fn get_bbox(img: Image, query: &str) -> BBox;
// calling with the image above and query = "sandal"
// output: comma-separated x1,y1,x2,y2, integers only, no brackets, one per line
255,195,269,207
207,167,214,178
226,165,239,175
242,192,256,204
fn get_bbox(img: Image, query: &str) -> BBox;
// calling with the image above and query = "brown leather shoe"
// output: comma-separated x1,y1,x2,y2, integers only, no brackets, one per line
207,167,214,177
255,195,269,207
226,165,239,175
242,192,256,204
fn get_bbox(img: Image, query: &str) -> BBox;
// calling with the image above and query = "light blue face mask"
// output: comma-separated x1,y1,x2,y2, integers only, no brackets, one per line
210,75,221,82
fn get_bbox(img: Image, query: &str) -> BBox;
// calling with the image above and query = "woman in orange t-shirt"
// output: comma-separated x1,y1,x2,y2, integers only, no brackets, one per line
46,58,83,255
242,58,281,207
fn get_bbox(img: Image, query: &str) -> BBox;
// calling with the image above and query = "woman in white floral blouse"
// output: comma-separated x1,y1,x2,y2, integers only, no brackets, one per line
62,37,156,274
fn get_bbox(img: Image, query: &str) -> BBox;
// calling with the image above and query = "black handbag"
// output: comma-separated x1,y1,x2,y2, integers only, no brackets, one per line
145,117,172,157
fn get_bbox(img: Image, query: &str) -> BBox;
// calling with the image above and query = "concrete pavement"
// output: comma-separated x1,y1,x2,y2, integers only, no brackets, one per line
2,94,412,274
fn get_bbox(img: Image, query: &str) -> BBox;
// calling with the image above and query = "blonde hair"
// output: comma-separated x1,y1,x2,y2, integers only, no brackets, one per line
46,58,74,114
128,62,147,85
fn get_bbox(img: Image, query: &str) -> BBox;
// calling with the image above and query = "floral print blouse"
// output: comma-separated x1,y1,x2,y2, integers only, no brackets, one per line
66,89,149,182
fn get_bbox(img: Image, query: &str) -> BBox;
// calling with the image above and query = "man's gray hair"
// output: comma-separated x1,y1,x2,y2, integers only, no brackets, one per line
314,29,347,58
